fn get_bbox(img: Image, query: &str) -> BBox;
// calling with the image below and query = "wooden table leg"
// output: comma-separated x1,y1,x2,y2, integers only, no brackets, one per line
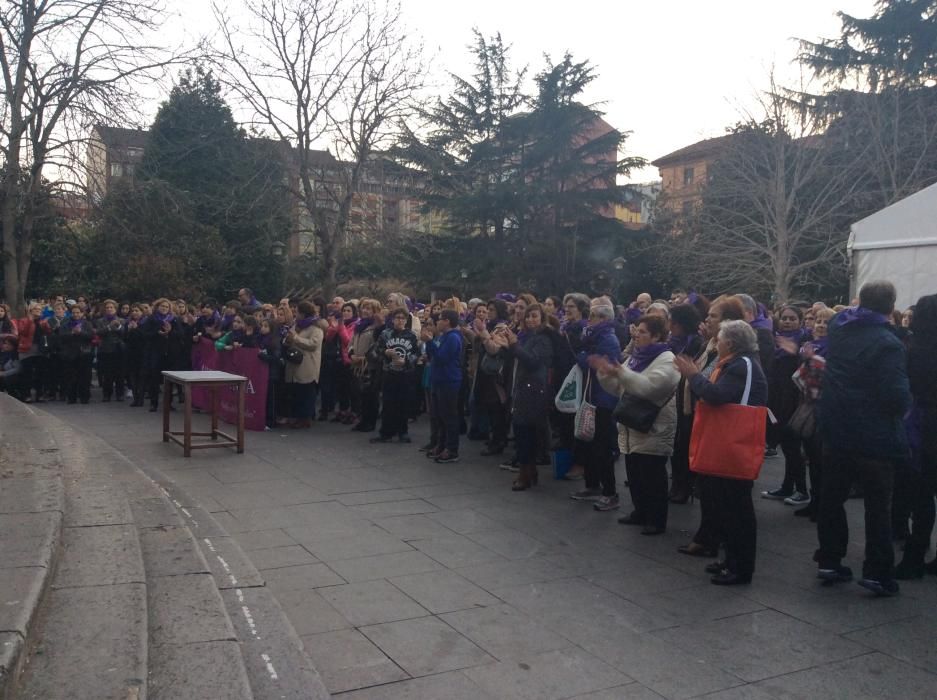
237,381,245,454
162,378,171,442
183,384,192,458
211,386,219,440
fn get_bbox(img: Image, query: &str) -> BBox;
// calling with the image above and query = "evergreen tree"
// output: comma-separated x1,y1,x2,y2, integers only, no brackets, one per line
797,0,937,209
138,66,291,298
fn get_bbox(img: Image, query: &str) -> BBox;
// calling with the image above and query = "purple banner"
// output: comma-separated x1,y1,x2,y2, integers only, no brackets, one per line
191,338,269,431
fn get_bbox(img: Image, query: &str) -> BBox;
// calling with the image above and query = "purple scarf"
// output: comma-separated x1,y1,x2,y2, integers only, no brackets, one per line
833,306,890,328
295,316,318,330
220,314,236,331
153,311,175,325
805,335,830,357
750,305,773,331
668,333,696,355
775,328,808,358
628,342,670,372
561,318,587,335
625,307,643,325
202,311,221,327
355,317,375,334
104,314,117,322
66,318,84,331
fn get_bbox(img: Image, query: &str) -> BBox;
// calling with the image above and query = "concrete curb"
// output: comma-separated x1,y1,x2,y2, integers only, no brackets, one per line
0,397,65,700
10,397,330,699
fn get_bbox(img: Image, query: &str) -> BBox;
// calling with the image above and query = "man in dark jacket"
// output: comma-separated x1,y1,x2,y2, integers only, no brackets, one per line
815,281,912,596
424,309,463,463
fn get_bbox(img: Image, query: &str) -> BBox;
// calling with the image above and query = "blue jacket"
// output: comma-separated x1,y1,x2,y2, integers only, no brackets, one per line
426,328,463,385
576,321,622,410
817,312,912,459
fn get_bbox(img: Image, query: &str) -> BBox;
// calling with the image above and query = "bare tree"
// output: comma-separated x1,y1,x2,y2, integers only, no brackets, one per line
214,0,423,298
659,86,866,303
0,0,180,312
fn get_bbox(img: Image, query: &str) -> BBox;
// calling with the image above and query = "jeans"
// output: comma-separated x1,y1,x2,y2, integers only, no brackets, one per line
817,447,896,581
626,452,670,529
431,383,460,454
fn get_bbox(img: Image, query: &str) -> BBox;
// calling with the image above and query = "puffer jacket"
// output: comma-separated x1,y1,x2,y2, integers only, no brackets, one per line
598,350,680,456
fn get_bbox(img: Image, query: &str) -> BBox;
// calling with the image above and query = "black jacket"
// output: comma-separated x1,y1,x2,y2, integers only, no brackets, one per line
94,317,126,354
818,314,911,459
57,320,94,361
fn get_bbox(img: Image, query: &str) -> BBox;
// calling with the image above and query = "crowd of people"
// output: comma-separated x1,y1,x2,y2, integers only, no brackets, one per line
1,280,932,594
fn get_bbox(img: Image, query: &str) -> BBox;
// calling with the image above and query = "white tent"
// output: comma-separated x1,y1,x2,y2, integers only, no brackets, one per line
849,181,937,310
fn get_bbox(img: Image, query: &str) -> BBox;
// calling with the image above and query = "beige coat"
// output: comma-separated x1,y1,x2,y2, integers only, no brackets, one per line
286,324,323,385
598,350,680,456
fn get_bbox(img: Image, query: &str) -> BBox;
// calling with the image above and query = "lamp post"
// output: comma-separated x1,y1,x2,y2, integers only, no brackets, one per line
459,268,468,300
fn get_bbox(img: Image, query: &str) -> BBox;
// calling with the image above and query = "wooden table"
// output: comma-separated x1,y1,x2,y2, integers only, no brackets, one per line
162,370,247,457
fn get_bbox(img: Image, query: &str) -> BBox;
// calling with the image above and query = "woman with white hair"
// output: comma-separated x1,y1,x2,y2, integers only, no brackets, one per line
569,301,623,511
674,319,768,585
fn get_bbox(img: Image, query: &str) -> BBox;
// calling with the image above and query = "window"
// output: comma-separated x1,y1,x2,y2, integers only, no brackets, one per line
682,201,694,218
683,167,695,186
109,162,123,177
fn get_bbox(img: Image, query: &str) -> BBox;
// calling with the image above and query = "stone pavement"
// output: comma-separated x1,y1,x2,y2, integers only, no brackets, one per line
39,397,937,700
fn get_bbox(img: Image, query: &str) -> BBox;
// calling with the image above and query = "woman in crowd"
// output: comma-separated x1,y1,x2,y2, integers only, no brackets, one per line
258,318,283,430
326,302,359,424
350,299,383,432
0,303,15,336
284,300,323,429
674,319,768,585
788,306,834,521
594,314,680,534
497,303,554,490
668,303,703,503
371,307,420,443
558,293,590,473
44,302,68,400
543,295,562,319
58,304,94,404
94,299,126,402
124,304,146,404
14,302,51,403
473,298,511,457
894,294,937,579
140,298,183,412
762,305,810,503
569,301,622,512
676,296,746,557
0,334,20,393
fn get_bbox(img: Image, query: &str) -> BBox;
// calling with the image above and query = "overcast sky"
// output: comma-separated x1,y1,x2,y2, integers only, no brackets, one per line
163,0,877,182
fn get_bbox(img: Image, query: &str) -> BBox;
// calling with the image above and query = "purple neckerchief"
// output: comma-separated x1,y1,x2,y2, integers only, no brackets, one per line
561,318,587,335
202,311,221,327
687,291,699,304
804,335,829,358
66,318,84,330
103,314,118,322
628,342,670,372
355,317,375,334
668,333,696,355
751,305,773,331
625,307,642,324
343,317,359,329
220,314,236,331
775,328,808,357
833,306,890,328
153,311,174,324
294,316,318,330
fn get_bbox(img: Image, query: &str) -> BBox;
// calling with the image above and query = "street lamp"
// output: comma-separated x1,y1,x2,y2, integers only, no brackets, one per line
611,256,627,271
459,268,468,300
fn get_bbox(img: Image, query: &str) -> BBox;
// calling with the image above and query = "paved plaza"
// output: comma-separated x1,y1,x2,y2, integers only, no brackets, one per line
38,398,937,699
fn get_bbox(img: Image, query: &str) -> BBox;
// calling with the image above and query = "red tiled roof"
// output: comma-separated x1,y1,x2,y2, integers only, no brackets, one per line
651,133,737,167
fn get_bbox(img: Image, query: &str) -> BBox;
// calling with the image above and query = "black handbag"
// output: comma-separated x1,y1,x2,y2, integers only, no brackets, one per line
283,345,303,365
614,389,675,433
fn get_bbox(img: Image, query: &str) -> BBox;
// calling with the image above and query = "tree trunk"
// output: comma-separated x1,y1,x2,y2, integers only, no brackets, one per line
2,179,24,315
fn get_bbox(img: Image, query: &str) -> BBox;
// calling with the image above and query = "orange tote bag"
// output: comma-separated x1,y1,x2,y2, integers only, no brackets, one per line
689,357,767,481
